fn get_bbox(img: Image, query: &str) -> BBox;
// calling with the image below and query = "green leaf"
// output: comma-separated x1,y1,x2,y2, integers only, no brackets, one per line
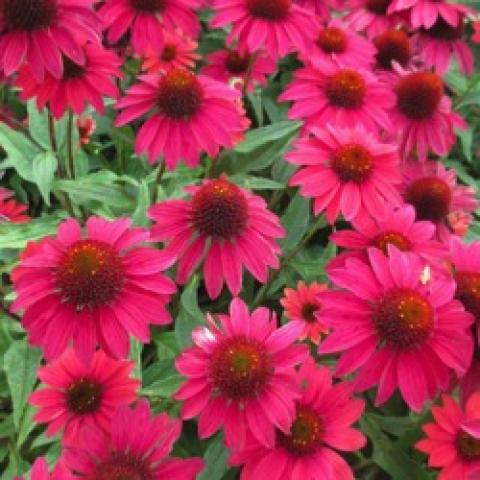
281,193,310,253
4,340,42,428
175,276,204,349
142,360,183,397
234,120,301,153
230,175,284,190
32,151,57,205
198,434,229,480
130,338,143,382
27,101,68,150
132,180,151,226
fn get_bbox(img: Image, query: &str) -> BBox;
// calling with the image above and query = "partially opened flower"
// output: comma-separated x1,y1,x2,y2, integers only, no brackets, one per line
16,43,122,119
416,393,480,479
100,0,200,54
203,49,276,92
415,17,474,75
210,0,318,60
230,359,365,480
0,193,29,223
388,0,470,29
63,399,204,479
280,281,329,344
142,29,199,74
400,161,478,241
29,348,140,444
174,298,309,449
303,20,376,69
345,0,402,38
390,69,466,160
115,69,248,169
330,204,446,265
286,125,401,223
0,0,100,80
318,247,474,412
280,63,394,133
373,28,414,71
15,457,71,480
11,216,176,364
148,177,285,299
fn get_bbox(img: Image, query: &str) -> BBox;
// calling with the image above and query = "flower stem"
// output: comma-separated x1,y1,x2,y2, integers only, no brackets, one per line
67,111,76,180
152,162,166,204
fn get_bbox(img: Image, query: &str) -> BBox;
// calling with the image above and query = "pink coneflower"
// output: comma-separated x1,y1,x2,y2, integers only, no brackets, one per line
115,69,248,169
388,0,470,29
459,360,480,406
62,399,204,479
174,297,308,449
99,0,200,55
390,69,466,160
203,49,276,93
209,0,318,60
318,247,474,412
474,22,480,44
148,177,285,299
286,125,401,224
229,358,365,479
142,29,199,74
0,0,100,81
302,20,376,69
280,281,329,344
29,348,140,444
330,204,446,266
416,393,480,479
280,63,394,133
15,457,71,480
0,195,30,223
400,161,478,242
11,216,176,364
16,43,122,120
373,28,414,70
345,0,403,38
294,0,334,20
415,18,474,75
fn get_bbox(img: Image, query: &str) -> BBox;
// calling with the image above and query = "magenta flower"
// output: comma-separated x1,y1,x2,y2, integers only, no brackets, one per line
11,217,176,364
416,394,480,479
210,0,318,60
16,43,122,119
0,0,100,81
174,298,309,449
230,358,365,480
280,63,394,133
318,246,474,411
115,69,248,169
30,348,140,444
63,399,204,479
373,28,414,71
99,0,200,54
286,125,401,223
15,458,71,480
148,177,285,299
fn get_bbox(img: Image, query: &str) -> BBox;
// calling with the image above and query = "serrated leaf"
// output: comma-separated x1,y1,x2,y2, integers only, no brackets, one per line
4,340,42,428
32,151,57,205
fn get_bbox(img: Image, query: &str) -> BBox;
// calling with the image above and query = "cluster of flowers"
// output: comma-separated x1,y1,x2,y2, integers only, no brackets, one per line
2,0,480,478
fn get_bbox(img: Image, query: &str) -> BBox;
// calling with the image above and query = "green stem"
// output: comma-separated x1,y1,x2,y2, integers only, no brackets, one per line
67,111,76,179
152,162,166,204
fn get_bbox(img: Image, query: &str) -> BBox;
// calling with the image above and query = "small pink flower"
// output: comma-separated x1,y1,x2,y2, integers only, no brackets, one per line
11,216,176,364
62,399,204,479
142,29,199,74
447,211,471,237
77,116,96,146
318,246,474,412
400,160,478,242
100,0,201,54
174,297,309,449
280,281,329,344
29,348,140,444
15,457,71,480
286,125,401,223
0,0,101,80
301,19,376,69
115,69,248,169
16,43,122,119
389,68,466,160
210,0,318,60
415,17,474,75
280,62,394,133
388,0,470,29
148,177,285,299
416,393,480,479
230,358,365,479
203,49,276,92
0,191,30,224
